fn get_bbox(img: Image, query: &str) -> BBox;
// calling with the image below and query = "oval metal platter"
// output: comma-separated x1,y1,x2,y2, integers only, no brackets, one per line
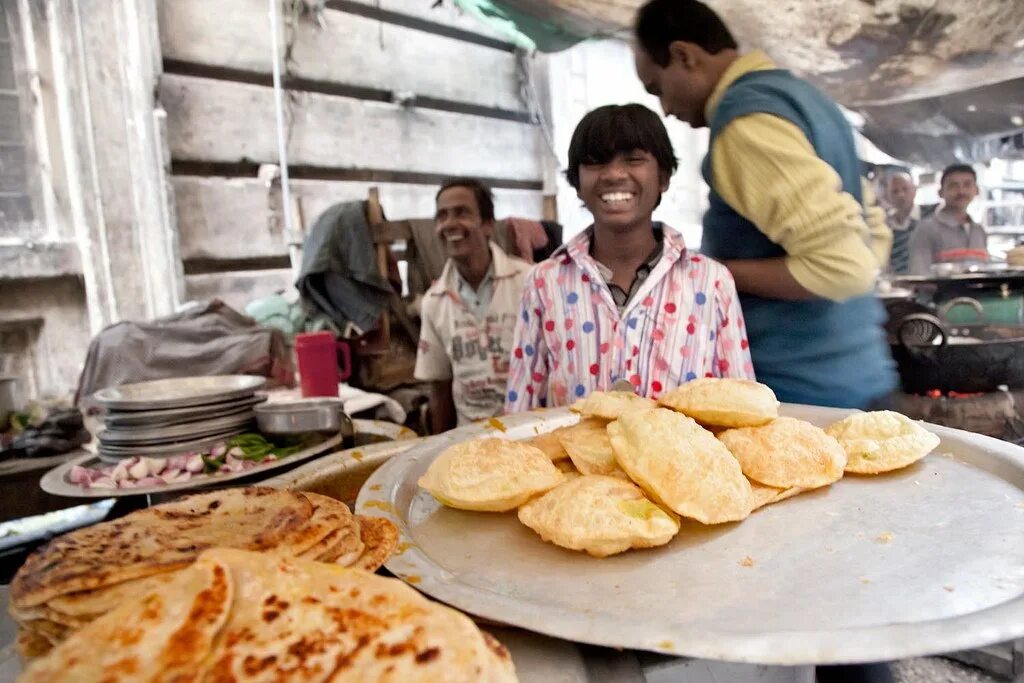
92,375,266,411
41,420,412,498
356,404,1024,666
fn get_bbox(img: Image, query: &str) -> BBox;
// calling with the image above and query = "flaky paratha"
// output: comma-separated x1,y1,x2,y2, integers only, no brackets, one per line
570,391,656,420
556,418,628,479
19,552,234,682
293,492,363,564
45,571,177,619
518,475,680,558
418,438,565,511
825,410,941,474
11,487,313,609
21,549,519,682
658,378,779,428
608,408,752,524
350,516,399,572
718,417,846,489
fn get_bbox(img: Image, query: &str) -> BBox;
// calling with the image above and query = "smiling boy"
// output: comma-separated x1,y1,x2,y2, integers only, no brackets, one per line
505,104,753,410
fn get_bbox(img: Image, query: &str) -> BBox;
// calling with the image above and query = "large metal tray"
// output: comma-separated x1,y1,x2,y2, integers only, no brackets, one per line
356,405,1024,666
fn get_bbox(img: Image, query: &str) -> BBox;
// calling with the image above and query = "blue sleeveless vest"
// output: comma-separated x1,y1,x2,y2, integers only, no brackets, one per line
701,69,896,408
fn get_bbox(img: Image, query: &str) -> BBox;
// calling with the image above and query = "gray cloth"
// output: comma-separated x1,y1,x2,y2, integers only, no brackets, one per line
908,209,988,274
75,300,294,403
296,201,393,333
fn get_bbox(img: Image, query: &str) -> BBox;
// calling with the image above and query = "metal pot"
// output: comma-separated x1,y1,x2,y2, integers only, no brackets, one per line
891,313,1024,394
255,399,354,438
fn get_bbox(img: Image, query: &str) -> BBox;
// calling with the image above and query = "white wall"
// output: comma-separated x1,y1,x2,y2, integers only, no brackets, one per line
543,39,709,247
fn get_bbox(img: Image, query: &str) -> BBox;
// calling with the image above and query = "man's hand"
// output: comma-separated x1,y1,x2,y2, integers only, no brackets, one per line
723,257,817,300
428,381,457,435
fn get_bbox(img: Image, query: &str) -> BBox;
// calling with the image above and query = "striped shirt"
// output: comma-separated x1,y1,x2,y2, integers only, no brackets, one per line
505,224,754,411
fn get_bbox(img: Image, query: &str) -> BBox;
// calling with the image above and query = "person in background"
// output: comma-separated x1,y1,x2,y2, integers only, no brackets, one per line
414,179,530,433
632,0,896,412
884,171,920,275
505,104,753,411
908,164,988,275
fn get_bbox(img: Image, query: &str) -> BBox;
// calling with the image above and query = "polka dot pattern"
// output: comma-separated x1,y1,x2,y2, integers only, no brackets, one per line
504,229,754,412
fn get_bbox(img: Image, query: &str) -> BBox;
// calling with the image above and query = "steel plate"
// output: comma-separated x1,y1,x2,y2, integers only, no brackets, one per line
356,405,1024,666
98,413,256,445
102,395,268,428
92,375,266,410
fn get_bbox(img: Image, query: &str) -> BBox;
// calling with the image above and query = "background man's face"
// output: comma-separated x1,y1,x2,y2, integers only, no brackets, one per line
887,174,917,214
435,186,492,262
633,44,712,129
939,172,979,213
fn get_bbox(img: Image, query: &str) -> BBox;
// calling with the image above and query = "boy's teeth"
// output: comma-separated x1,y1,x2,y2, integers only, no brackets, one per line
602,192,633,202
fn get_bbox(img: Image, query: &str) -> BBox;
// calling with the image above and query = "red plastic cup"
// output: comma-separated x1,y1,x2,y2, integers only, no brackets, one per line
295,332,352,398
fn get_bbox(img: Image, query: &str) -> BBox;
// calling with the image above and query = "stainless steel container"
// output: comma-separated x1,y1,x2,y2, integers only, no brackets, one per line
255,399,354,438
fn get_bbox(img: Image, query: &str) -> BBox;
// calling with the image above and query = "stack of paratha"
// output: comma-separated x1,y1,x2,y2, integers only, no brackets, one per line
9,486,397,659
18,548,517,682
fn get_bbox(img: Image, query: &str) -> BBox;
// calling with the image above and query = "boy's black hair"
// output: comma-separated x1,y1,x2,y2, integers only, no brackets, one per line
634,0,739,67
565,104,678,191
435,177,495,223
940,164,977,187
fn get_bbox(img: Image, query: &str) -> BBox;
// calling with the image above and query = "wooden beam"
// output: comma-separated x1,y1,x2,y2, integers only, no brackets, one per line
160,74,544,182
157,0,524,113
171,176,545,262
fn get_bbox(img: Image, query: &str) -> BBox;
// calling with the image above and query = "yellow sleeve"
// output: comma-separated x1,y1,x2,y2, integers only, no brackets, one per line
710,114,881,301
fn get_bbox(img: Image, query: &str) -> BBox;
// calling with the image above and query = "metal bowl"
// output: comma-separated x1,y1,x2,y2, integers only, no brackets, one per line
255,399,353,437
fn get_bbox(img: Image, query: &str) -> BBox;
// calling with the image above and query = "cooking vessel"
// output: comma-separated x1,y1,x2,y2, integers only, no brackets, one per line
891,313,1024,394
255,399,354,439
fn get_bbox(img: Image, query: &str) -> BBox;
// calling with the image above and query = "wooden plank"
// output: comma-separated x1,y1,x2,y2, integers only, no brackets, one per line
161,74,543,181
184,269,295,312
158,0,523,113
0,242,82,280
173,176,545,261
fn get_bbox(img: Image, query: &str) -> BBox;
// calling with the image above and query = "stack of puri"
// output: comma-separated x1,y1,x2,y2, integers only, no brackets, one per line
418,380,940,558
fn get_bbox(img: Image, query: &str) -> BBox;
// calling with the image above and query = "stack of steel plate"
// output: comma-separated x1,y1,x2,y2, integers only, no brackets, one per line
92,376,267,461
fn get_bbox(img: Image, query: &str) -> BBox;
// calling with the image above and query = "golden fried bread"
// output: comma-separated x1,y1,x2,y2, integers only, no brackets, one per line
517,475,680,558
570,391,656,420
825,410,941,474
608,408,752,524
418,438,565,511
658,378,779,428
525,428,571,461
557,418,628,479
748,480,803,512
718,417,846,489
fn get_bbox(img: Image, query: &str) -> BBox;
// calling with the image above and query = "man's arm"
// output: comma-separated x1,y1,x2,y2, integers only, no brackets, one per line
711,114,881,302
428,381,456,434
721,257,815,300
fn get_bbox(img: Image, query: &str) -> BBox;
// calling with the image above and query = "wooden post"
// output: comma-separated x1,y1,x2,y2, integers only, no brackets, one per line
542,194,558,223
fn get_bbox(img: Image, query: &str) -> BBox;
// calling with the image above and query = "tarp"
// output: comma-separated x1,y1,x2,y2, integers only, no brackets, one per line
454,0,1024,165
